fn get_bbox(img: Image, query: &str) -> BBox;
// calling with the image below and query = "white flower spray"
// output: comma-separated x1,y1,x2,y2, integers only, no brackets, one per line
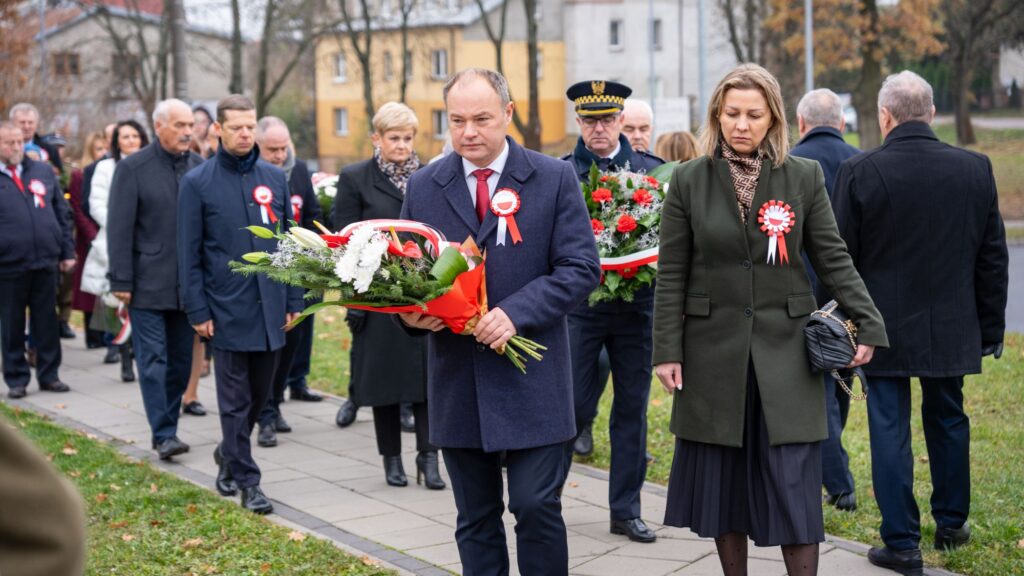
334,226,390,293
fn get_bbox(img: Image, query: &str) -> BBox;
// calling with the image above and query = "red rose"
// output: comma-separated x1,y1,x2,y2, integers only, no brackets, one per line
616,214,637,234
591,218,605,235
632,189,653,206
645,176,660,187
591,187,612,203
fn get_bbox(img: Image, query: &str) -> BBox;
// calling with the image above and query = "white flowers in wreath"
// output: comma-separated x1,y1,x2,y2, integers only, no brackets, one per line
333,225,390,293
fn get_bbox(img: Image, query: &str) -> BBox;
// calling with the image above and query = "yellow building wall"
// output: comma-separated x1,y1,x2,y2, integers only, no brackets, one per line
316,29,566,169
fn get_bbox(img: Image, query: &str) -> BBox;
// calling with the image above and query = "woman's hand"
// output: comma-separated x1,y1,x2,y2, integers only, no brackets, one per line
398,311,445,332
848,344,875,368
655,362,683,394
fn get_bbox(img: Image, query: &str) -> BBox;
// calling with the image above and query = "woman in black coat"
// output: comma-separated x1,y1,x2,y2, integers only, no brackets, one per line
331,102,442,490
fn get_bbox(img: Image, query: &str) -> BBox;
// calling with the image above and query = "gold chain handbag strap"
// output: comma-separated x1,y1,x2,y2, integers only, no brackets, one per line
816,301,866,400
831,369,867,401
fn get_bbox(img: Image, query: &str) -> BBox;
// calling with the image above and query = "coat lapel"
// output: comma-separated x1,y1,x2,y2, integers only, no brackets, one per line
434,152,479,233
476,139,534,246
370,161,405,204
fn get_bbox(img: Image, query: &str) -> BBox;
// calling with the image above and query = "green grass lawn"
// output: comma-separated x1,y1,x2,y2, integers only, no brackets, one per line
309,319,1023,575
0,403,391,576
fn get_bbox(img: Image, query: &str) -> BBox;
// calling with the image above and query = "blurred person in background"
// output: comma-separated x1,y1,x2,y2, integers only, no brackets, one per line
654,131,700,163
621,99,654,152
68,130,108,350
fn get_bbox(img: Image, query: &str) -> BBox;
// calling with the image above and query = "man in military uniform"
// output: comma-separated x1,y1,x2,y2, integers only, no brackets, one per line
560,80,662,543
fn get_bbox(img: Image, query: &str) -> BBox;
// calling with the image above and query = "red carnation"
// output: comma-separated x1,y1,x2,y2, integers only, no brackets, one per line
616,214,637,234
591,187,612,203
645,176,660,187
599,175,609,182
591,218,605,235
632,188,653,206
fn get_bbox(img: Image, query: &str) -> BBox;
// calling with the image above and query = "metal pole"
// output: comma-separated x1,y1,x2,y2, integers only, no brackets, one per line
698,0,707,117
172,0,189,98
649,0,656,136
804,0,814,92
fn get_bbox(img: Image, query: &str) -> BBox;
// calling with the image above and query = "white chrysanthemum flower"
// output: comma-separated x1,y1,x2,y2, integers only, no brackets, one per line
333,226,389,293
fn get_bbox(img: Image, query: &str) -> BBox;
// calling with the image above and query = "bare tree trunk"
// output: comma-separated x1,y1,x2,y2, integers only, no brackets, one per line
229,0,243,94
338,0,375,127
171,0,188,98
951,47,977,145
518,0,542,150
852,0,881,149
256,0,277,111
399,0,414,102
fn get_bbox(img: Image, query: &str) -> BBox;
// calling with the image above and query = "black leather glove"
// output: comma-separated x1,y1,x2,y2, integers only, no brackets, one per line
345,309,367,334
981,342,1003,359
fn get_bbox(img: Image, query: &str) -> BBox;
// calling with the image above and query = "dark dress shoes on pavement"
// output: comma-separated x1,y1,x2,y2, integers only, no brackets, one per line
610,518,657,543
383,455,407,487
8,386,27,399
103,345,120,364
826,491,857,512
868,546,923,576
274,414,291,433
213,444,238,496
156,437,190,460
290,387,323,402
935,521,970,551
182,401,206,416
257,423,278,447
573,423,594,456
335,399,358,428
241,486,274,515
415,451,445,490
59,322,76,339
39,381,70,393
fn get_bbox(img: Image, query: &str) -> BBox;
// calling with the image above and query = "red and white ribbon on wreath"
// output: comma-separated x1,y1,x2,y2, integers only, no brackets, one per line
600,247,659,278
337,218,450,258
111,303,132,345
757,200,795,265
490,188,523,246
29,179,46,208
253,185,277,224
290,194,303,223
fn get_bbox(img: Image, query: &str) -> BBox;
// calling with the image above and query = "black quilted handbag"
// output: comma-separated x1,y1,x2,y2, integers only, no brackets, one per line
804,300,867,400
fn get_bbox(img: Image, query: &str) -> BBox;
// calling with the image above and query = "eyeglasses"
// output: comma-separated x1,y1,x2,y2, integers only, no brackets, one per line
579,114,621,129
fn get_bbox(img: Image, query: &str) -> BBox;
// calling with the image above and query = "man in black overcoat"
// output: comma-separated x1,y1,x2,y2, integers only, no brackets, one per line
831,71,1008,575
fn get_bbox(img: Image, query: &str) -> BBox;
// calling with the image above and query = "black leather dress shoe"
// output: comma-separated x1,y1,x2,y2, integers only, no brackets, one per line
273,414,291,433
240,486,274,515
610,518,657,543
335,399,358,428
8,386,27,399
39,381,70,393
156,436,190,460
826,492,857,512
935,521,970,551
257,423,278,447
573,423,594,456
213,444,238,496
59,322,76,339
867,546,923,576
290,387,323,402
182,401,206,416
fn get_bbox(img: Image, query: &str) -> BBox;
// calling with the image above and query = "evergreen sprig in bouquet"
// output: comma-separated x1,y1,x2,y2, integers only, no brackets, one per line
581,162,676,304
229,220,547,373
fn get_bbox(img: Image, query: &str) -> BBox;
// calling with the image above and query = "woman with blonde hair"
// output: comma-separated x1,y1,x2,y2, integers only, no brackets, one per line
331,101,443,490
654,130,699,163
653,63,888,575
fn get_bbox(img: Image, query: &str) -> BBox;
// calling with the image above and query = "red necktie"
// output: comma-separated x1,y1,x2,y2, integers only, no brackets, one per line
6,165,23,193
472,168,494,223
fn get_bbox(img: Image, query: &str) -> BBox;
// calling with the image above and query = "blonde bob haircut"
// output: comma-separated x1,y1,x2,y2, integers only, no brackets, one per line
698,63,789,168
372,102,419,135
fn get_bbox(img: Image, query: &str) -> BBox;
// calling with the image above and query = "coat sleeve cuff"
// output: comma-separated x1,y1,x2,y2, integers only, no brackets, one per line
186,308,211,326
108,279,133,292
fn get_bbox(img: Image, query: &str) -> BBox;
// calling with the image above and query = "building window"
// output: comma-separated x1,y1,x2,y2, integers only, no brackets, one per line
610,19,623,50
404,50,414,79
334,52,347,83
111,53,140,82
431,49,448,80
383,51,393,81
652,18,663,50
334,108,349,136
432,109,447,140
53,52,80,76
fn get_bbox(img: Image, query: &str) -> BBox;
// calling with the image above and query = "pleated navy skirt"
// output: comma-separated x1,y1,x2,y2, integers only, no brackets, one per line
663,363,825,547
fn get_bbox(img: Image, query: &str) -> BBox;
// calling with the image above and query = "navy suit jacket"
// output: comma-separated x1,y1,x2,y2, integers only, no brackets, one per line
177,145,304,353
401,137,601,452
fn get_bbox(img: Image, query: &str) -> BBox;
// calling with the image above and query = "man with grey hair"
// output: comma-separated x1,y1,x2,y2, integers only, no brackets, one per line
106,98,204,461
9,103,62,172
791,87,862,514
622,98,654,152
832,70,1008,574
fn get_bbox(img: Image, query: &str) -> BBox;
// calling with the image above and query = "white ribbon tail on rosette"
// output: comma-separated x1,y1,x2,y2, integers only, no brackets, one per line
600,246,660,274
339,218,448,258
766,234,778,265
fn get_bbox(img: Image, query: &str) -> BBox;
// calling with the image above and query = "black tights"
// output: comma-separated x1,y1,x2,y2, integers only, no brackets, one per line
714,532,819,576
372,402,432,456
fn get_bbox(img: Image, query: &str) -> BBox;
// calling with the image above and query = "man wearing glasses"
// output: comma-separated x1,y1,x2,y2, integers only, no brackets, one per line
560,80,663,543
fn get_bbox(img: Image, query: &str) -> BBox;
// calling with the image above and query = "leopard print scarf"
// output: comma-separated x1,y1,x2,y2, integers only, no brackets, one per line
374,147,421,195
721,145,763,224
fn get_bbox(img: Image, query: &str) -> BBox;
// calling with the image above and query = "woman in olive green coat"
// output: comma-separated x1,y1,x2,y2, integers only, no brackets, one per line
652,64,887,576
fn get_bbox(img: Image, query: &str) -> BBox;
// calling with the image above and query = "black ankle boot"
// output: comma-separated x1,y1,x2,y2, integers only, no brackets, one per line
383,455,407,487
120,344,135,382
415,451,445,490
103,344,120,364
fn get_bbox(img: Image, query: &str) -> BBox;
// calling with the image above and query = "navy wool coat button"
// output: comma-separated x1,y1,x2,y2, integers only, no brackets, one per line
742,259,752,270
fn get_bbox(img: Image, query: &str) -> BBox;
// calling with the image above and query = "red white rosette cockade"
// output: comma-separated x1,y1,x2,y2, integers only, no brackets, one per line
490,188,523,246
252,185,277,224
290,194,303,223
29,179,46,208
757,200,795,265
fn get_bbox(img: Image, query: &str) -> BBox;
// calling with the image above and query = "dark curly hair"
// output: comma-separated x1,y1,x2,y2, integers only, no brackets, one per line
110,120,149,161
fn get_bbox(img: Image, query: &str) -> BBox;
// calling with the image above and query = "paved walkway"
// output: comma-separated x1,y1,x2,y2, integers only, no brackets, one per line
7,344,961,576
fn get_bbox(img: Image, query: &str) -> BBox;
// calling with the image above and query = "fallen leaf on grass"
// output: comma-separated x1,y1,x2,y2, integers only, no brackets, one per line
260,563,272,573
186,504,198,514
150,520,163,527
95,493,108,503
62,443,78,456
322,315,336,323
360,556,379,567
108,521,129,529
183,537,204,548
317,333,330,340
204,566,217,574
55,403,67,410
150,483,159,493
287,530,306,542
46,454,54,461
85,433,98,440
68,470,81,478
569,482,579,488
109,484,121,491
121,534,135,542
650,398,663,407
919,456,930,463
341,338,351,351
88,473,97,480
1018,538,1024,549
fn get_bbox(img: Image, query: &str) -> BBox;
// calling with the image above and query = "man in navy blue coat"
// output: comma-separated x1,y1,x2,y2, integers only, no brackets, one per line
790,88,861,513
400,69,600,576
0,121,74,399
178,95,303,515
560,81,663,544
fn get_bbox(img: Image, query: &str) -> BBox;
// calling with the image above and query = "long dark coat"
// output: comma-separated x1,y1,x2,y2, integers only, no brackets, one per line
332,158,426,407
831,121,1008,378
653,152,888,447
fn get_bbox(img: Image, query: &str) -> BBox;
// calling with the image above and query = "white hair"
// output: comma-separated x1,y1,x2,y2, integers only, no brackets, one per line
623,99,653,121
878,70,934,124
9,102,39,120
257,116,290,139
796,89,843,129
152,98,190,125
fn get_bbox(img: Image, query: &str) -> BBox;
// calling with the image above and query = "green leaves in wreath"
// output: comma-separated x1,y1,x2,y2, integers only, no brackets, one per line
429,246,470,286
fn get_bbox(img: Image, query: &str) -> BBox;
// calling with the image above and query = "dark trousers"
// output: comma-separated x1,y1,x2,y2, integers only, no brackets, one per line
443,443,568,576
129,308,193,444
564,296,653,520
213,348,279,489
821,372,855,496
57,269,73,323
0,269,61,388
258,322,304,427
285,314,315,393
577,347,611,426
867,375,970,551
373,402,431,456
